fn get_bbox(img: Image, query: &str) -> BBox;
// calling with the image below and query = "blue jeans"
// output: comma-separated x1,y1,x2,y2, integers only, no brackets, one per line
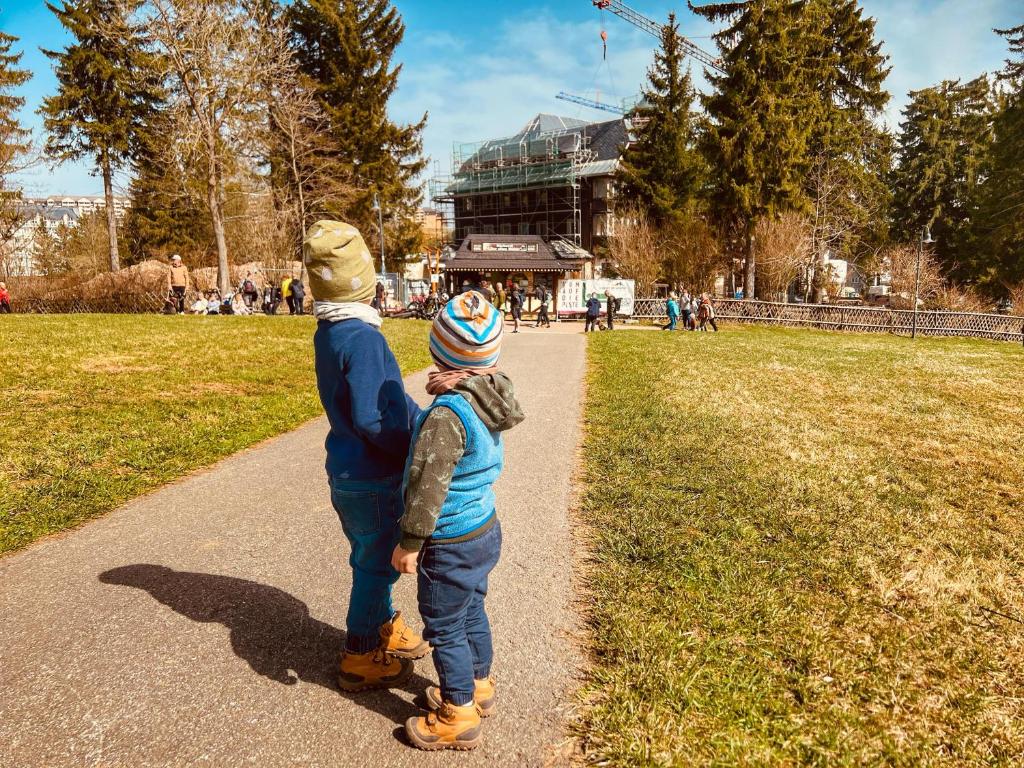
418,520,502,706
330,475,403,653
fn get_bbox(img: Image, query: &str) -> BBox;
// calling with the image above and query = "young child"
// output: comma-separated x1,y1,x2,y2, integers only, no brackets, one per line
391,291,524,751
306,220,429,692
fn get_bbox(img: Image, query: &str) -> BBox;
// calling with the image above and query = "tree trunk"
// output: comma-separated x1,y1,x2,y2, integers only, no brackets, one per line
743,219,756,300
102,154,121,272
207,158,230,295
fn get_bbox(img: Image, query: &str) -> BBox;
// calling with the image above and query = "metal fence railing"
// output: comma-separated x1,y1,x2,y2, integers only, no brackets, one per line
632,298,1024,344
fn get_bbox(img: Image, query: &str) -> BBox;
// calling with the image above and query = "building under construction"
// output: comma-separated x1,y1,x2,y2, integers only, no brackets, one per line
433,113,629,253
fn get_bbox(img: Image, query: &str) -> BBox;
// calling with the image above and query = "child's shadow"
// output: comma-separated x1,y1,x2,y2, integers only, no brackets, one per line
99,564,431,725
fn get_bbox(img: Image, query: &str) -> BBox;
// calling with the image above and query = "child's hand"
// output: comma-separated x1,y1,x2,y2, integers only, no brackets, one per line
391,545,419,575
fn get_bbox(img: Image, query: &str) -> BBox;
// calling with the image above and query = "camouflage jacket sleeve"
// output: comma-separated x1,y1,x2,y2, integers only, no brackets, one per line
399,406,466,551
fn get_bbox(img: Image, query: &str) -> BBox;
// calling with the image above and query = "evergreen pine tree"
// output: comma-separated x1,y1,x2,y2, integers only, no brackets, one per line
39,0,162,272
288,0,427,266
976,25,1024,290
617,13,706,226
0,29,32,276
802,0,891,281
890,76,995,282
689,0,813,299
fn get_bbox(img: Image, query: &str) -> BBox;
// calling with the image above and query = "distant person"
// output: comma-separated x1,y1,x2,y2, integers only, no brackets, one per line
239,272,259,309
680,291,692,330
477,280,494,303
663,293,679,331
206,290,221,315
282,275,295,315
698,294,718,332
509,285,523,333
584,293,601,332
372,280,386,313
0,281,10,314
291,277,306,316
166,254,189,315
534,285,551,328
231,292,250,315
605,290,619,331
495,282,506,313
190,295,208,314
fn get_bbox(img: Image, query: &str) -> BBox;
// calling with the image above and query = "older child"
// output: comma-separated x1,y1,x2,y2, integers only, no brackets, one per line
306,220,429,693
391,291,524,751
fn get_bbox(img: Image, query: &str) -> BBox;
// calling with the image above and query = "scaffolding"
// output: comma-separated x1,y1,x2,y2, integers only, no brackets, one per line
431,115,602,247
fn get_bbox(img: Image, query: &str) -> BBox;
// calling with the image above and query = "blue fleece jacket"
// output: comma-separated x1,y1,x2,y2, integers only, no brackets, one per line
314,319,421,480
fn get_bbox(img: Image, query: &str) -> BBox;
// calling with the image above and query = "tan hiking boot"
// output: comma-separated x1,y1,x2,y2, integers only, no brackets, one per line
338,647,412,692
424,677,496,717
380,611,430,660
405,701,482,751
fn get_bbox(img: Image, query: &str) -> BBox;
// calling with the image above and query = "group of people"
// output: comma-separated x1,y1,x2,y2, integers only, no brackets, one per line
468,279,551,334
165,255,306,317
663,291,719,332
584,290,622,333
306,219,520,751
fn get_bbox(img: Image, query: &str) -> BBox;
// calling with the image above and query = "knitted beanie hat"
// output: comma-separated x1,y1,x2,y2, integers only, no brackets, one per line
430,291,503,369
302,220,376,303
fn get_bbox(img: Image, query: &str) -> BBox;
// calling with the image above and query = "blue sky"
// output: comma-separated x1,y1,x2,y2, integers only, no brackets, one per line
2,0,1020,197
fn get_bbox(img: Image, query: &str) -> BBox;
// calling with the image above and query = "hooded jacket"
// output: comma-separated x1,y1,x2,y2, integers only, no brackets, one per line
399,373,524,550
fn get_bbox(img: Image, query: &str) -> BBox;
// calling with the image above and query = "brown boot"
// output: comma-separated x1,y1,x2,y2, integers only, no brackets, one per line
424,677,496,717
405,701,482,751
380,611,430,660
338,647,412,692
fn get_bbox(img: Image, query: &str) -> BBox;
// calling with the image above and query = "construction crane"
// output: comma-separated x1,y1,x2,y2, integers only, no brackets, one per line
592,0,724,74
555,91,625,115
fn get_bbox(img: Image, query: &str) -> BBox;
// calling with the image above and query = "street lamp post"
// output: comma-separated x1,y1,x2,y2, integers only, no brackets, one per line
911,225,935,340
373,194,386,278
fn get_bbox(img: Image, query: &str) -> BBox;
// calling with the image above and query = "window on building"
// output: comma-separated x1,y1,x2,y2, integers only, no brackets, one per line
518,222,531,235
502,193,512,208
500,223,512,235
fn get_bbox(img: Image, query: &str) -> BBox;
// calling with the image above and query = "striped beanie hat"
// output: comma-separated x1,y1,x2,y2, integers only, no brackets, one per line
430,291,503,370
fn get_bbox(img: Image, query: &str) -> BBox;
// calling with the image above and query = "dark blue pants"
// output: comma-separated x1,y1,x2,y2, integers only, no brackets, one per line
330,475,403,653
418,521,502,706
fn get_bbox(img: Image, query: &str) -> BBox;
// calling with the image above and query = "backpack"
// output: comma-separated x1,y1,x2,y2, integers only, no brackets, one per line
614,297,622,312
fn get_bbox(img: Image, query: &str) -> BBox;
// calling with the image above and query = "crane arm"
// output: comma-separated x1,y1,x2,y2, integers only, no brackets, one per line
556,92,625,115
592,0,724,73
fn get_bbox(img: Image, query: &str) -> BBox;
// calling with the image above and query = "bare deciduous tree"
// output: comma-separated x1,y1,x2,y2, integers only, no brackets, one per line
608,203,661,296
126,0,295,293
884,244,943,310
753,212,813,302
659,207,723,293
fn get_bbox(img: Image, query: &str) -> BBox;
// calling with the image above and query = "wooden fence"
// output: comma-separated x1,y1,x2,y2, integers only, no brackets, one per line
632,298,1024,344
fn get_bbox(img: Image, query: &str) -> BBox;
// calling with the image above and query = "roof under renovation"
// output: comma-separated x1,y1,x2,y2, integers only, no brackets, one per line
445,234,587,273
445,113,629,195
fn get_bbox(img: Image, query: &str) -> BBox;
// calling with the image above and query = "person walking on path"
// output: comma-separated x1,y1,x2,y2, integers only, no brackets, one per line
392,291,524,752
584,292,601,332
290,277,306,316
0,281,10,314
698,294,718,332
306,219,430,693
662,293,680,331
509,285,523,333
372,280,386,314
166,255,189,315
494,282,506,314
534,285,551,328
604,290,618,331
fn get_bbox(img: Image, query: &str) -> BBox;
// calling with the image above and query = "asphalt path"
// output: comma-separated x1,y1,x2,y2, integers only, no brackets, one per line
0,322,587,768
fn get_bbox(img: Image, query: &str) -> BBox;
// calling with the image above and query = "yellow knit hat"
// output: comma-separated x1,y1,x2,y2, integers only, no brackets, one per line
303,220,376,303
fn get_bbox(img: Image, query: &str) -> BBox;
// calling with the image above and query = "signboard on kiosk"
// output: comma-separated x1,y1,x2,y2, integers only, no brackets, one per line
557,279,635,317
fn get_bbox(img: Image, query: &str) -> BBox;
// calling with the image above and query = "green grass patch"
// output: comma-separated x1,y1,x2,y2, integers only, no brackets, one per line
577,326,1024,766
0,314,431,555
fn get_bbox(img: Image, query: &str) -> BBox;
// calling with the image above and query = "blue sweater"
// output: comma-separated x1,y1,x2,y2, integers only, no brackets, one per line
314,319,420,480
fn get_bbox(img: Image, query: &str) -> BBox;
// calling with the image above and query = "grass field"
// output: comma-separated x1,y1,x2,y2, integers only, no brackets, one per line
0,314,431,555
577,326,1024,766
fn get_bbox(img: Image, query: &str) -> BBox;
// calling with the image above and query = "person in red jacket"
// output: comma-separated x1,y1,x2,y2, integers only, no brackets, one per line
0,281,11,314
